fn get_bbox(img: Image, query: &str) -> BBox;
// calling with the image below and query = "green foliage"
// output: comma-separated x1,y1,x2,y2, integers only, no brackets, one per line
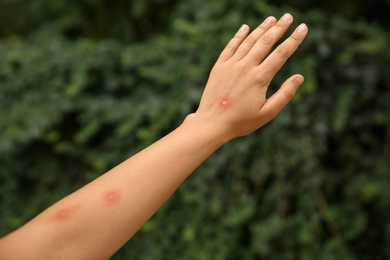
1,0,390,259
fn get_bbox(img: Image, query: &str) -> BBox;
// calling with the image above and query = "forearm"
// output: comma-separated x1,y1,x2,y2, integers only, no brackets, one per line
0,114,229,260
85,113,228,244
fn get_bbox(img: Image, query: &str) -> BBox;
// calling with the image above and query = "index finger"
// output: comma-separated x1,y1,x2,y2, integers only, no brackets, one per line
258,23,308,82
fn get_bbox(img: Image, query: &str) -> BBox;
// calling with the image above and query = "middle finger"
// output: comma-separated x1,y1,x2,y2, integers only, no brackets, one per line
244,13,294,64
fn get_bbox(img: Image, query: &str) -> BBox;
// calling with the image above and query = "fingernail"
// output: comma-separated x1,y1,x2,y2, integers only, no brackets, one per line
281,13,293,22
239,24,248,32
264,16,276,25
293,76,304,87
297,23,307,33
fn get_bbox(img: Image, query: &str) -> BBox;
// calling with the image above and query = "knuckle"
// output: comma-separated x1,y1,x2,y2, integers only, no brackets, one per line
244,36,257,46
289,33,300,43
276,45,290,58
232,33,245,42
255,67,272,84
258,22,271,30
225,38,238,50
257,76,269,86
283,87,296,102
275,22,286,29
230,37,241,44
260,34,274,45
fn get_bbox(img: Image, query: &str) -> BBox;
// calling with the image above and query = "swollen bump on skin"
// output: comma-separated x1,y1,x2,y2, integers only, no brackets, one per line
50,204,81,222
219,97,232,108
103,189,122,206
52,210,68,221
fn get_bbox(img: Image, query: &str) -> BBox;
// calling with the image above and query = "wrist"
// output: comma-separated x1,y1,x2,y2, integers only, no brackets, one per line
182,113,234,147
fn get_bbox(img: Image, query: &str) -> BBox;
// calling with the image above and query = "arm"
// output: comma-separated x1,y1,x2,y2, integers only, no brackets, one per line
0,14,308,260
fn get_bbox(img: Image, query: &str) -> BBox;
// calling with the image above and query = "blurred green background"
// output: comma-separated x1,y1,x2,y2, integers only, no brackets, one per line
1,0,389,259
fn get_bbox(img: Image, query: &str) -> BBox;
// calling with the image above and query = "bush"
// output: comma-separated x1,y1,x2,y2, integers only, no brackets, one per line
1,0,389,259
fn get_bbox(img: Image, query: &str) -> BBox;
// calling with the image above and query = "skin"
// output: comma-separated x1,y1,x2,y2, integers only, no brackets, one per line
0,13,308,260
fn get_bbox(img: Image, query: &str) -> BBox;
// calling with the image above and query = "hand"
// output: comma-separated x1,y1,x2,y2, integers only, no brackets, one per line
196,13,308,139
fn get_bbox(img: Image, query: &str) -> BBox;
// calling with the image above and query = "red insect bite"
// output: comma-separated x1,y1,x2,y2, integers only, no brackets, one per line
103,189,122,206
221,100,229,106
50,204,81,222
218,95,233,108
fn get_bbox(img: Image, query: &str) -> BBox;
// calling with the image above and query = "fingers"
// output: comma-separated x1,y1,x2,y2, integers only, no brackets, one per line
258,23,308,83
217,24,250,62
218,14,307,65
258,74,304,123
229,16,277,61
245,13,295,64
